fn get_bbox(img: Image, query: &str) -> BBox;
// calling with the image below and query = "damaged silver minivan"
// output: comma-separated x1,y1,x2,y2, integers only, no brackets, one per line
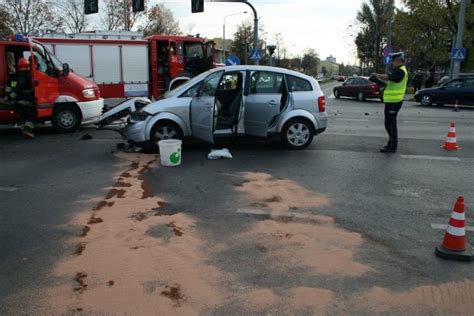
97,66,327,150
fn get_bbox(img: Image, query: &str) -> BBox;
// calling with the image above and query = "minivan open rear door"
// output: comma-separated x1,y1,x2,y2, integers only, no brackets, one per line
190,70,223,143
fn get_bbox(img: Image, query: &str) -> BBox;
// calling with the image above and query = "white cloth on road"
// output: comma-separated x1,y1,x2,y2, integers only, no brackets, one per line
207,148,233,160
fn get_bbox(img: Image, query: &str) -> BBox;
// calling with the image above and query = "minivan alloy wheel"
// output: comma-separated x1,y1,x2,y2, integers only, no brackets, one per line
287,123,310,146
155,126,178,140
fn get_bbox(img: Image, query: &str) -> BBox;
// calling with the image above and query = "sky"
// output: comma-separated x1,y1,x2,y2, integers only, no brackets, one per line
150,0,370,65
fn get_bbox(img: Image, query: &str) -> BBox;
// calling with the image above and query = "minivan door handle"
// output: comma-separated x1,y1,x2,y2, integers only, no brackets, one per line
268,100,278,106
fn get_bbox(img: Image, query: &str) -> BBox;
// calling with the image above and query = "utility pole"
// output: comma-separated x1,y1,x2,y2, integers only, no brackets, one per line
123,0,129,31
385,0,394,73
452,0,468,80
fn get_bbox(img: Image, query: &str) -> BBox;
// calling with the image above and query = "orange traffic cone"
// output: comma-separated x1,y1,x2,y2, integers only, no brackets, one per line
442,122,460,150
435,196,473,261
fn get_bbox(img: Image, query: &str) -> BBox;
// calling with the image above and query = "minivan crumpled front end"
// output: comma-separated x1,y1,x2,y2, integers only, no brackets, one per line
95,97,151,128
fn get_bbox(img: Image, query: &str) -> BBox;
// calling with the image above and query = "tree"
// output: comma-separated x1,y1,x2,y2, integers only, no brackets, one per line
142,3,181,36
2,0,63,35
300,48,320,76
100,0,146,31
355,0,391,72
56,0,90,33
231,20,267,65
0,6,12,38
321,66,328,77
393,0,474,71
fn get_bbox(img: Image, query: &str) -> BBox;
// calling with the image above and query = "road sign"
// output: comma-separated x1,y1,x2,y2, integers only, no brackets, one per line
383,55,391,65
383,45,394,56
451,48,466,61
225,55,241,66
250,48,261,61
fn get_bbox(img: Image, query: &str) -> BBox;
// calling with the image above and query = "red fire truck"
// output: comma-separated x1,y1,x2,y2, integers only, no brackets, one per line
0,35,103,132
36,31,216,105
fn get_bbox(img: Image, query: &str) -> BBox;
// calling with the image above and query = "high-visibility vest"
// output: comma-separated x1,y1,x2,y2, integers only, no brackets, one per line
383,65,408,103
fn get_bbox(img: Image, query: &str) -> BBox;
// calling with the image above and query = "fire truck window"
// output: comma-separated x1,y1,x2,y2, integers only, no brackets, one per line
170,43,177,55
5,52,16,74
177,43,184,56
186,44,204,59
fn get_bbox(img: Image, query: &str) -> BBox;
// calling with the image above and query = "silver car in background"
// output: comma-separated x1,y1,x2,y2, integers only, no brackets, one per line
97,66,327,150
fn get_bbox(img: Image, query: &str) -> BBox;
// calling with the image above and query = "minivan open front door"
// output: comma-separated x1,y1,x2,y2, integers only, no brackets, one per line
190,70,223,143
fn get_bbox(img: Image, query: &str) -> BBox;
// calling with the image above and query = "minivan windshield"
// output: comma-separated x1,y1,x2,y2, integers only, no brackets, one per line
161,70,213,99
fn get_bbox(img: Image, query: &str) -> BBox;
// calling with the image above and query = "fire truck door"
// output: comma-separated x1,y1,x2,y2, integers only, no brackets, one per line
29,42,59,116
168,41,184,78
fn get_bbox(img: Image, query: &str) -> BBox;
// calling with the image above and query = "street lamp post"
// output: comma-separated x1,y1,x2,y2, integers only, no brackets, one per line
223,11,247,63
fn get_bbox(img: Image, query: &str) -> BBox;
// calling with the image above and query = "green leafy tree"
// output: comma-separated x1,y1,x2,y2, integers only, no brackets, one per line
393,0,474,71
355,0,391,72
300,48,320,76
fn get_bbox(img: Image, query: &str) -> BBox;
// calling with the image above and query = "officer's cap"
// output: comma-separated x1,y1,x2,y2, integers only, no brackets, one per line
389,52,404,61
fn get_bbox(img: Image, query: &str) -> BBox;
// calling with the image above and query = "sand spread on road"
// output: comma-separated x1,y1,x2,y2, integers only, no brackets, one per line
27,156,473,315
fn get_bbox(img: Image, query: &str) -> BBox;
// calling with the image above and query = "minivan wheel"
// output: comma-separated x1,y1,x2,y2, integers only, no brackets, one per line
357,91,366,101
281,118,314,150
420,94,433,106
52,105,81,132
149,121,183,152
334,89,340,99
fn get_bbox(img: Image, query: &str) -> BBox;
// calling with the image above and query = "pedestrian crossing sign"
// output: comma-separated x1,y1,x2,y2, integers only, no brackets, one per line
451,48,466,61
250,48,261,61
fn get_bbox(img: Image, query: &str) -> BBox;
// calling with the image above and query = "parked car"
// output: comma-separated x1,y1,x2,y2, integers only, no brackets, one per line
414,76,474,106
337,76,346,82
97,66,327,150
333,76,382,101
437,73,474,86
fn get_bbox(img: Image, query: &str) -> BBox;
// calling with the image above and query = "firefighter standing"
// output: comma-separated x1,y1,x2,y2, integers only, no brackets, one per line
5,58,35,138
373,52,408,153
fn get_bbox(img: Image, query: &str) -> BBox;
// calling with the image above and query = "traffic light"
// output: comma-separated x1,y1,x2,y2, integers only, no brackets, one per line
191,0,204,13
84,0,98,15
132,0,145,12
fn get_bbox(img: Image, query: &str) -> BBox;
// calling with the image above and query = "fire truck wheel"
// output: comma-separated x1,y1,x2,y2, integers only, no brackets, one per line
149,121,183,152
52,105,81,132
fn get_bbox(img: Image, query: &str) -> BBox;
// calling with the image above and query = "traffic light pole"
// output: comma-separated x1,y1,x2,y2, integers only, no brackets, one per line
452,0,468,80
208,0,259,65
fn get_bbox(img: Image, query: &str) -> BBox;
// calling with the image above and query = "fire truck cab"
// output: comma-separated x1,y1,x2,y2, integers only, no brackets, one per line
0,35,103,132
36,32,215,105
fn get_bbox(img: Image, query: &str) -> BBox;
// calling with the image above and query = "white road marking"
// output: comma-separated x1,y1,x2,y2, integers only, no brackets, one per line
431,223,474,232
237,208,328,221
400,155,461,161
0,186,18,192
336,118,370,122
403,120,439,124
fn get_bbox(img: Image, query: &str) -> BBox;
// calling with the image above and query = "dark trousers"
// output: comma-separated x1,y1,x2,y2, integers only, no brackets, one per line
384,101,403,150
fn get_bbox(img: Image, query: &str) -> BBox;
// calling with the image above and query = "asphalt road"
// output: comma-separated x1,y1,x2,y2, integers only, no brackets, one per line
0,82,473,314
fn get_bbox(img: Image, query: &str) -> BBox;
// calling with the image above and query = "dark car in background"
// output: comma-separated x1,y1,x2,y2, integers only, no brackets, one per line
333,76,382,101
414,76,474,106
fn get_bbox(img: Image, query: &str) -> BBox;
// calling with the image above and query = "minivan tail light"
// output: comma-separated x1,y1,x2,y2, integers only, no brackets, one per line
318,96,326,112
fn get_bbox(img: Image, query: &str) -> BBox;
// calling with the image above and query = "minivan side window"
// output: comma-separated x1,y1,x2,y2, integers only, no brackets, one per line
199,71,223,97
250,71,283,94
287,75,312,92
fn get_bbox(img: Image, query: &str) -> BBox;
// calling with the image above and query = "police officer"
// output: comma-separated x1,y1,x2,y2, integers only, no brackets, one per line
373,52,408,153
6,58,35,138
